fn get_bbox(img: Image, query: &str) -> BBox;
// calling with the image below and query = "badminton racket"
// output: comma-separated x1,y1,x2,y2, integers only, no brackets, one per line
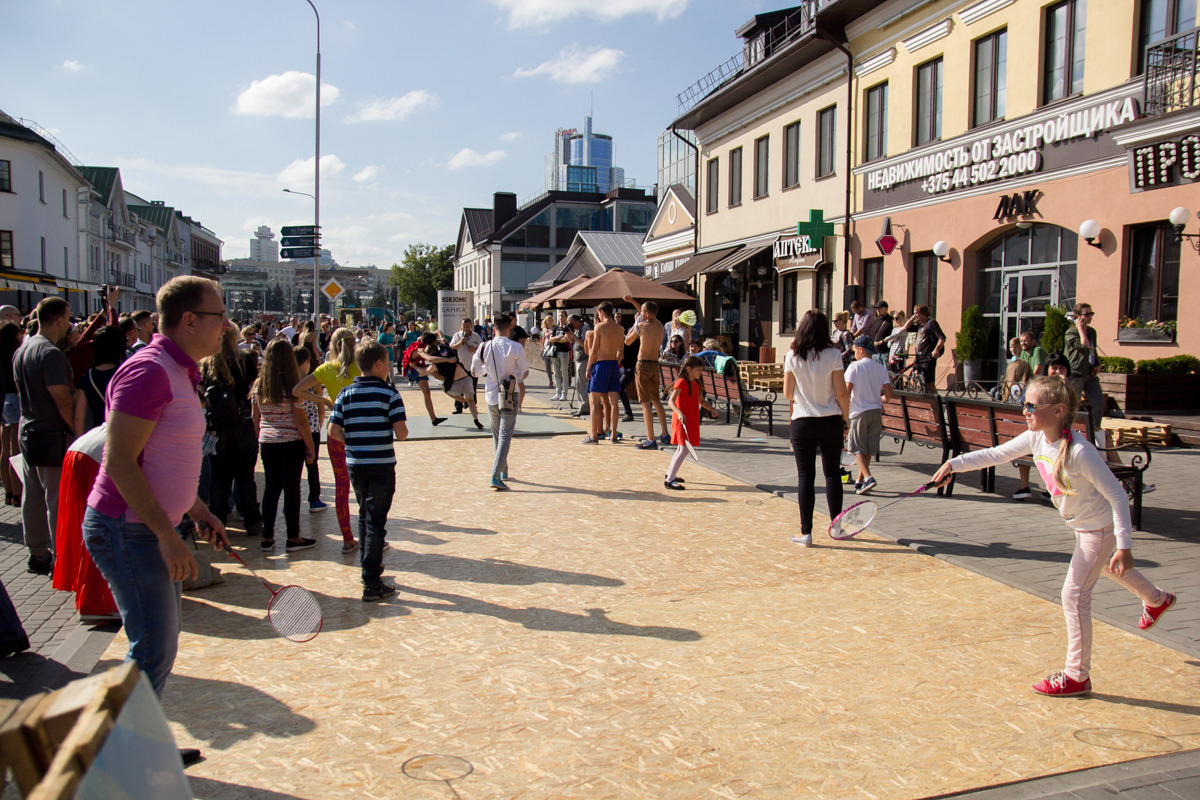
225,549,323,642
684,440,699,462
828,482,937,540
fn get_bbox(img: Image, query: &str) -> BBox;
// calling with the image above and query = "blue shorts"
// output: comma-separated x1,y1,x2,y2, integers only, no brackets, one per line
588,360,621,394
2,393,18,426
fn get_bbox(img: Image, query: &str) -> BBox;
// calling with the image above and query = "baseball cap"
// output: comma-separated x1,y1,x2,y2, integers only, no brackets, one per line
0,305,19,318
853,335,876,352
873,300,889,309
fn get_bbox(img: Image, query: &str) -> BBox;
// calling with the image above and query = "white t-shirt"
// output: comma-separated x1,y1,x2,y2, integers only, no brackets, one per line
845,357,890,418
280,325,297,342
784,347,844,419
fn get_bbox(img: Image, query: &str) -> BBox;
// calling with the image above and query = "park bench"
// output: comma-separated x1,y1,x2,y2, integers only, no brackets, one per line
700,368,775,438
879,390,953,495
658,361,680,401
941,394,1152,528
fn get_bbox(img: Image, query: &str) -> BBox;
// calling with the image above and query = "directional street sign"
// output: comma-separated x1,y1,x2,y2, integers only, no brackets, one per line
281,225,319,237
321,278,345,302
280,236,318,248
281,247,319,259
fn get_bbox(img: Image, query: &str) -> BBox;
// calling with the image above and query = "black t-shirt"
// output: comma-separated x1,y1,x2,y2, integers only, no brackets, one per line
550,325,570,353
77,366,118,430
873,316,894,346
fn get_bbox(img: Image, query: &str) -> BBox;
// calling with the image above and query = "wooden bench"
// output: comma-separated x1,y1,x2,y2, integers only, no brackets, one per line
879,390,952,494
700,368,775,437
658,361,680,401
942,395,1153,528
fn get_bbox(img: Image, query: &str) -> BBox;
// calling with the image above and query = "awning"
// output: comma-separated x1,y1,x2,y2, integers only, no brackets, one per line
2,279,50,292
701,243,773,274
654,246,740,285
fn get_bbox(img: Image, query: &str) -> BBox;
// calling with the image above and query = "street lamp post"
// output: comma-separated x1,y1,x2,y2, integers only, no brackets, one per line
283,187,318,317
298,0,320,326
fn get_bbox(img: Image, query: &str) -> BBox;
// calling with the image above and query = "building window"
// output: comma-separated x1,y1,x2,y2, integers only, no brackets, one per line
1126,222,1180,324
1137,0,1194,74
0,161,9,192
815,266,833,319
706,158,719,214
915,57,943,146
781,273,799,333
973,29,1007,127
0,231,12,269
1043,0,1086,104
40,237,46,271
911,252,938,315
754,135,769,198
729,147,743,206
784,121,801,188
62,188,69,218
817,106,837,177
863,258,883,307
864,83,888,162
38,171,45,203
64,246,69,273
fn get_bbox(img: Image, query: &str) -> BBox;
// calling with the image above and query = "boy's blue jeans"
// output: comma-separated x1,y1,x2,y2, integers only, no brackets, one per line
349,465,395,585
82,507,182,698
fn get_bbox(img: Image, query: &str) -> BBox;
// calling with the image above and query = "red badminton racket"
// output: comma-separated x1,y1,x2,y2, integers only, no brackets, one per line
225,549,323,642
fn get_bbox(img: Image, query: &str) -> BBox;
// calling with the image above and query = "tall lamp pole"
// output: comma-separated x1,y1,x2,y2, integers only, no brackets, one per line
303,0,321,326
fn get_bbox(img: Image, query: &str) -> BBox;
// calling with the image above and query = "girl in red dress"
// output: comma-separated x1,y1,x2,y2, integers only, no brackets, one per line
664,356,715,490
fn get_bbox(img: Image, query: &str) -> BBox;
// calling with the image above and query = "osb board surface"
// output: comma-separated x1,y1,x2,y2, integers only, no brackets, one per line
97,399,1198,799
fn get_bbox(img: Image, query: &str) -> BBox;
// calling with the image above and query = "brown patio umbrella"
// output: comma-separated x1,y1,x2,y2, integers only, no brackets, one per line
550,268,694,307
518,274,591,310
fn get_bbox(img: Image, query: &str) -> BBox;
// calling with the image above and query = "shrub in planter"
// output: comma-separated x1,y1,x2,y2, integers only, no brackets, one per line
1135,355,1200,374
1042,305,1069,354
1100,356,1135,374
955,305,987,362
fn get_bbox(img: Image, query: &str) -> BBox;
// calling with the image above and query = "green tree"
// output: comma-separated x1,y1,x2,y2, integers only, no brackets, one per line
390,243,454,311
1042,305,1069,354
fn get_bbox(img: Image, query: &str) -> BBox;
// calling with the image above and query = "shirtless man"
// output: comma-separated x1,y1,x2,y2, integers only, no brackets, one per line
623,295,669,449
582,301,624,444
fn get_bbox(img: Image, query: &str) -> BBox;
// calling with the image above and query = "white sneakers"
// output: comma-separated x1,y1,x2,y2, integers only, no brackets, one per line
790,533,813,546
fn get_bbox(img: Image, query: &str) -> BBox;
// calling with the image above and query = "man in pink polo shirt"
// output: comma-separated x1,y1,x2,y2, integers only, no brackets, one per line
83,276,231,764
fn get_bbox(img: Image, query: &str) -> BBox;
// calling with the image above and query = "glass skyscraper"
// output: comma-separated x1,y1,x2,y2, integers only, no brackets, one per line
545,116,629,193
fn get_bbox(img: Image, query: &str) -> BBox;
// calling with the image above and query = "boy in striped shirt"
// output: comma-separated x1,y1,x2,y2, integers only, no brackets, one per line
328,340,408,601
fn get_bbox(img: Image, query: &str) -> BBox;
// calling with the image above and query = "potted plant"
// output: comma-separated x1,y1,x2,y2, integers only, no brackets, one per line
1099,354,1200,412
1042,305,1069,354
955,305,987,384
1117,317,1176,342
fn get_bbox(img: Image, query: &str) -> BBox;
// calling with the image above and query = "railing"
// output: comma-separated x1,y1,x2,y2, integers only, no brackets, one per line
106,224,136,246
119,273,137,289
675,1,818,114
16,118,84,168
1143,26,1200,116
164,247,184,264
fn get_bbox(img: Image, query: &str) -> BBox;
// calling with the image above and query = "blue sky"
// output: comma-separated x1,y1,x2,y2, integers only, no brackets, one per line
3,0,765,267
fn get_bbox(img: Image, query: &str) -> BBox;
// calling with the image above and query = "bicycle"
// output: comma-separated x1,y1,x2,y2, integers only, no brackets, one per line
888,356,934,393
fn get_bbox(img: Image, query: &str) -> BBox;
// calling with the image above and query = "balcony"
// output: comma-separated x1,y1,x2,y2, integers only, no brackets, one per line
1144,26,1200,116
119,272,137,289
675,2,818,116
106,224,137,248
165,247,184,265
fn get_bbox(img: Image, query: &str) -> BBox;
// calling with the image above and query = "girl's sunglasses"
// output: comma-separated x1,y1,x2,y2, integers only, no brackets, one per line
1022,401,1054,414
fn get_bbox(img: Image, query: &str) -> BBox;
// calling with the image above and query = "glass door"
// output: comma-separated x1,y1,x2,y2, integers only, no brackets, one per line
1000,269,1058,360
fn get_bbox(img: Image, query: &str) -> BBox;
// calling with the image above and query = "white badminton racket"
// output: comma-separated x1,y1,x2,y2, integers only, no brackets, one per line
828,482,937,540
226,549,323,642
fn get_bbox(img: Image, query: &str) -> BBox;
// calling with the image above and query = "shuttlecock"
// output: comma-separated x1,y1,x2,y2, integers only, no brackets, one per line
677,309,697,327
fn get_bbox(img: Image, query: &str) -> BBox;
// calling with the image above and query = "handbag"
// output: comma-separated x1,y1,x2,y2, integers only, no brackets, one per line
489,342,517,412
19,426,71,467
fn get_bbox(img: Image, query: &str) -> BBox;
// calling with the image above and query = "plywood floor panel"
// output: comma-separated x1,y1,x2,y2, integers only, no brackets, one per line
97,399,1198,798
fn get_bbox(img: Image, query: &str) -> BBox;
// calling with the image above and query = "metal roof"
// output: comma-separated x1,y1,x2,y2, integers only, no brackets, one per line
574,231,645,270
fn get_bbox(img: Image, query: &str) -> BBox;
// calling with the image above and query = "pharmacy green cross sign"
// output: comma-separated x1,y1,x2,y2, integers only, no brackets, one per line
796,209,835,241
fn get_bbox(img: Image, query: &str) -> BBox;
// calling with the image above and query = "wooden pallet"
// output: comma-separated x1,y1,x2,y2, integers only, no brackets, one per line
1101,418,1172,446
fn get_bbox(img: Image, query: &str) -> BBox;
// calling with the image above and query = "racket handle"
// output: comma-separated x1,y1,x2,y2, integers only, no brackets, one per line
226,548,249,568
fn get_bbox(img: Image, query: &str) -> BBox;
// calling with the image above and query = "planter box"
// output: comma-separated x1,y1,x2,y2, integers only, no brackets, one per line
1099,372,1200,412
1116,328,1174,343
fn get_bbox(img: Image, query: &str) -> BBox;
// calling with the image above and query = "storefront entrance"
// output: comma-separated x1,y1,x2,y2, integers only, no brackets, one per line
977,224,1078,379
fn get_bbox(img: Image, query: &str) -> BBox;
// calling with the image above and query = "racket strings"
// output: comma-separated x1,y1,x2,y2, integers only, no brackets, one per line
831,501,878,539
268,586,323,642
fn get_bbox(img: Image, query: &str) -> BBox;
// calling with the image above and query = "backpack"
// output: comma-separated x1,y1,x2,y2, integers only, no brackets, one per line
203,384,242,430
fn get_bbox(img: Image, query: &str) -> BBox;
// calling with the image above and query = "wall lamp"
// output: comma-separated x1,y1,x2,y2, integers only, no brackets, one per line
1168,207,1200,250
1079,219,1103,248
932,240,952,263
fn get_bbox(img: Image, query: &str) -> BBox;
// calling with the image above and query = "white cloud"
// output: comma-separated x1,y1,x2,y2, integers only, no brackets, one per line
277,154,345,187
118,157,277,194
446,149,507,170
500,131,522,142
58,60,85,73
231,71,341,119
353,165,381,183
515,45,623,84
369,211,413,223
344,20,356,29
492,0,689,28
342,90,438,123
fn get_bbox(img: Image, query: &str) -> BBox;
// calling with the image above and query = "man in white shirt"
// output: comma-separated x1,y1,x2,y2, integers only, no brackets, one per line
279,317,297,343
449,317,482,414
844,335,893,495
472,313,528,491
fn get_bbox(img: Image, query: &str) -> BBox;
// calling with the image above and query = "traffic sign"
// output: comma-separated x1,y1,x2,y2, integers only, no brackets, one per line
281,225,319,237
321,278,345,302
282,247,319,259
281,236,318,247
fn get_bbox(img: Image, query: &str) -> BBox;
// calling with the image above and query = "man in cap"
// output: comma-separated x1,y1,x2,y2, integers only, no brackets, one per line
0,305,21,325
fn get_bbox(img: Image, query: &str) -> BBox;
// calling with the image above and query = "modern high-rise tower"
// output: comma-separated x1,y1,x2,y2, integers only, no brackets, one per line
251,225,279,262
544,116,628,193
